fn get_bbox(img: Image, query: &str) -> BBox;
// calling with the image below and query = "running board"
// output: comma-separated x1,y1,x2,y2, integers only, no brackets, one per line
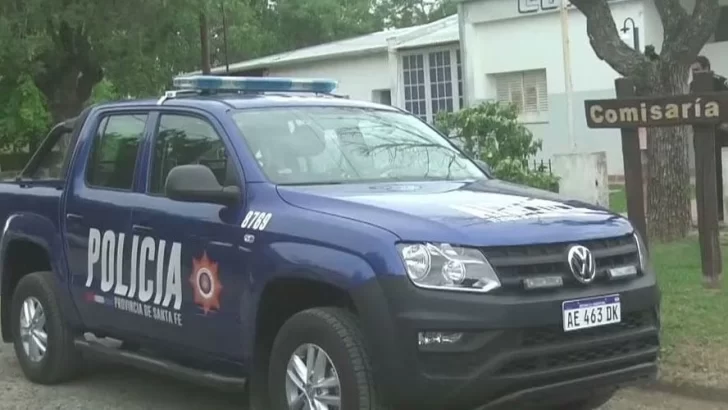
74,339,247,391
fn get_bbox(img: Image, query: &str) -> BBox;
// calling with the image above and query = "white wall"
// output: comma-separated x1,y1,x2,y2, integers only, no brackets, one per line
460,0,646,175
267,53,391,102
461,0,645,96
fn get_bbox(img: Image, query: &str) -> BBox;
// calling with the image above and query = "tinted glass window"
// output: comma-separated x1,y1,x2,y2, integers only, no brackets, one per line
86,114,147,190
149,114,233,194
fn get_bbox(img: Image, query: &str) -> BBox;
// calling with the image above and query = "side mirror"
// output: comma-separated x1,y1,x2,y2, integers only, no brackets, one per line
473,159,493,176
165,164,240,206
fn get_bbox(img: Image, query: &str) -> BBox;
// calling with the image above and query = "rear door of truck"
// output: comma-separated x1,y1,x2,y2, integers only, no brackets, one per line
63,109,153,335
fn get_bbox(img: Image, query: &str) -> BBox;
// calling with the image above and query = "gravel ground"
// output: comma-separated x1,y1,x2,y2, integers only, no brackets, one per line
1,342,725,410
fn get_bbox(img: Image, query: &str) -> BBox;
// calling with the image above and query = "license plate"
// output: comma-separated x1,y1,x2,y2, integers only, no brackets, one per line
562,294,621,332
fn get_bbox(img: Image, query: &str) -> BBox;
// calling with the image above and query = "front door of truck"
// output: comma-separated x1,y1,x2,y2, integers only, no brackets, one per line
63,111,152,332
128,110,249,362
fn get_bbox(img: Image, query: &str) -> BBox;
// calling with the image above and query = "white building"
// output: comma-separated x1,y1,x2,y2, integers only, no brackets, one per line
207,15,462,124
197,0,728,178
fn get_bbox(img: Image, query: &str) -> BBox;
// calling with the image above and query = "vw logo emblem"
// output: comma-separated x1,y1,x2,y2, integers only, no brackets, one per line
567,245,596,284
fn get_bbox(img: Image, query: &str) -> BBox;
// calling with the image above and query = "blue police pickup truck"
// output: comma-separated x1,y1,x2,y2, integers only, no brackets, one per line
0,76,659,410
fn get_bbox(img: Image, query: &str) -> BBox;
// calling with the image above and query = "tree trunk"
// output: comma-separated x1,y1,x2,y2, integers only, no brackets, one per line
44,69,85,124
200,12,211,74
641,63,692,241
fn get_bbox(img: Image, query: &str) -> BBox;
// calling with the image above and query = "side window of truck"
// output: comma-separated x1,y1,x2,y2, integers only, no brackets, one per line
149,114,234,194
86,114,148,190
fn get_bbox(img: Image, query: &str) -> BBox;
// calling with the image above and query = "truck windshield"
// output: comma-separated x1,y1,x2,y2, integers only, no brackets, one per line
231,106,486,185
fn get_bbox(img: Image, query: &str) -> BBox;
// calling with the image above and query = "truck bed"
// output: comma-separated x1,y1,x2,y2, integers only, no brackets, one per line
0,181,64,234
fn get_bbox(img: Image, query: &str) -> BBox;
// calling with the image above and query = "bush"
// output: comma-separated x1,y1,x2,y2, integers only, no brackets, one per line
435,101,559,192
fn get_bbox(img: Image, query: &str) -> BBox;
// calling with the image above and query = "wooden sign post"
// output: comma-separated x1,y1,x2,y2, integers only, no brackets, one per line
585,71,728,288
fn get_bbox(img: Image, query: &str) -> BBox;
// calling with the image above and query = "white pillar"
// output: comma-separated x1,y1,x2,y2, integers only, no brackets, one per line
386,39,402,109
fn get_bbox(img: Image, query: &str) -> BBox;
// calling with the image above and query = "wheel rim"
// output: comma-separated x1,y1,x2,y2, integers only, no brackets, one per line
19,296,48,363
285,343,341,410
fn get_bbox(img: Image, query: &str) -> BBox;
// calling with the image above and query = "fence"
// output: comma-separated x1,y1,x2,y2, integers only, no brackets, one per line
532,159,553,175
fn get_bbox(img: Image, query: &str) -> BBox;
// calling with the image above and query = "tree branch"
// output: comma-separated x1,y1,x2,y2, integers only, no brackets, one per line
661,0,720,64
570,0,649,77
654,0,688,40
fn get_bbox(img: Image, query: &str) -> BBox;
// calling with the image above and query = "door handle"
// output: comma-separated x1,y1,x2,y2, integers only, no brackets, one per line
66,213,84,222
132,224,153,232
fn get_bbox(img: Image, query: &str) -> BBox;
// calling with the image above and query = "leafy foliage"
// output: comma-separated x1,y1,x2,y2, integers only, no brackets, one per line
435,102,559,192
374,0,456,28
0,74,51,153
0,0,455,163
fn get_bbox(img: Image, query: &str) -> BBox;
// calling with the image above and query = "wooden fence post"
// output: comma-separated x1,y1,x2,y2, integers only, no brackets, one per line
614,78,648,249
692,71,723,288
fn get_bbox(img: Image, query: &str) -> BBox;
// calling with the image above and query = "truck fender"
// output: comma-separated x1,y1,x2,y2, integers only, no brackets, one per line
0,213,81,342
243,241,405,403
242,241,388,355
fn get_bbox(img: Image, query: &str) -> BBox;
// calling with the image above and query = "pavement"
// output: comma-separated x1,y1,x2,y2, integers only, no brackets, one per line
1,343,726,410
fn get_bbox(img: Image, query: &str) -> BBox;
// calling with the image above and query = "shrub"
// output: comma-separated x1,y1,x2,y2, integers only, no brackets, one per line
435,101,559,192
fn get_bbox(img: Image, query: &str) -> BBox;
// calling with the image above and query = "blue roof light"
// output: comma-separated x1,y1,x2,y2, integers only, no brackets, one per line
172,75,338,94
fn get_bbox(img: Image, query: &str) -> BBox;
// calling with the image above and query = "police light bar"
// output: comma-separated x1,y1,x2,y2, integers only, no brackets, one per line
172,75,338,94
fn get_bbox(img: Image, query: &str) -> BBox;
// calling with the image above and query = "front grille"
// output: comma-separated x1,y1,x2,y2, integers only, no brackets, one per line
417,309,659,380
481,234,640,291
498,335,658,375
496,309,659,376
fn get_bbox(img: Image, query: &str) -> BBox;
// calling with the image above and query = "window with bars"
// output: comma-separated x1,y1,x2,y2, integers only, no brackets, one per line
429,51,454,116
401,48,463,123
493,69,548,115
402,54,427,121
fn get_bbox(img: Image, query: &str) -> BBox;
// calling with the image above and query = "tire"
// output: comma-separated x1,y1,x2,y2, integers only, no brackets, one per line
553,389,616,410
11,271,82,384
267,307,388,410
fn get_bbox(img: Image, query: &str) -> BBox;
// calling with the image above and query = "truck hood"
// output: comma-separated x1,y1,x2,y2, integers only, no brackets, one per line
276,179,634,247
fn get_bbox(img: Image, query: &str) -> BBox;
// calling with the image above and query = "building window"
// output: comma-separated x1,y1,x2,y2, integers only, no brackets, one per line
493,69,548,116
456,50,463,109
402,54,427,121
401,48,463,123
428,50,454,117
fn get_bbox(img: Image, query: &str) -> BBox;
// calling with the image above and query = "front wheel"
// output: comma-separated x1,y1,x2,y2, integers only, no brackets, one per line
267,307,388,410
11,271,83,384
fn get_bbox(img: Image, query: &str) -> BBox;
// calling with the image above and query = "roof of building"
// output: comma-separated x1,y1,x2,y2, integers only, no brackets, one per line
199,14,460,75
394,17,460,50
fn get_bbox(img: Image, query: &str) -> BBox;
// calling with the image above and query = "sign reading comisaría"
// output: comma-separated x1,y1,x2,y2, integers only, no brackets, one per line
584,94,728,129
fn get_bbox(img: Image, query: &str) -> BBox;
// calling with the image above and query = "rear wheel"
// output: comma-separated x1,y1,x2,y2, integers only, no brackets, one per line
11,271,82,384
267,307,388,410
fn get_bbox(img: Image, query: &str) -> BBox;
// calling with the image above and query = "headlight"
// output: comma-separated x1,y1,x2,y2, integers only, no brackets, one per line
397,243,501,293
634,231,651,272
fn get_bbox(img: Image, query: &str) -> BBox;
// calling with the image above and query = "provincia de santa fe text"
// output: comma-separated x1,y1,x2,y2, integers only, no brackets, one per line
84,227,224,328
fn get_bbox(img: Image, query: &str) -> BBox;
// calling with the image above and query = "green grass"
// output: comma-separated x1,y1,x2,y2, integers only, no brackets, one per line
609,184,627,214
608,183,697,215
652,237,728,385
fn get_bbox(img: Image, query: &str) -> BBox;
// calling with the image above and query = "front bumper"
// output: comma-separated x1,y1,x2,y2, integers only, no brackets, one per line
352,272,660,410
